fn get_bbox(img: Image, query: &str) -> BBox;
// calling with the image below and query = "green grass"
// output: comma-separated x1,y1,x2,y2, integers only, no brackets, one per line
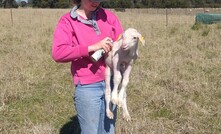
1,8,221,133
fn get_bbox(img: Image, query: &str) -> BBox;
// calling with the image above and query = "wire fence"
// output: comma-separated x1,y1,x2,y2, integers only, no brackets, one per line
118,8,221,15
0,8,221,27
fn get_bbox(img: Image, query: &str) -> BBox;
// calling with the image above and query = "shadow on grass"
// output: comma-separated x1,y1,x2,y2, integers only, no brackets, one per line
60,115,81,134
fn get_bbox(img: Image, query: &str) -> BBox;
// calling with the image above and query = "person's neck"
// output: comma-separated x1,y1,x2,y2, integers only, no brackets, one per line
77,6,93,20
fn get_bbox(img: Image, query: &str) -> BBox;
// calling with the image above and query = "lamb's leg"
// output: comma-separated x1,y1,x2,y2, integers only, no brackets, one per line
122,92,131,121
105,66,114,119
118,65,132,107
111,69,122,105
110,58,121,105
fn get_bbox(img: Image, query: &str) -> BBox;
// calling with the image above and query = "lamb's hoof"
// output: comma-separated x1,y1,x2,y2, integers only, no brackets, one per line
107,111,114,119
111,98,118,105
123,113,131,121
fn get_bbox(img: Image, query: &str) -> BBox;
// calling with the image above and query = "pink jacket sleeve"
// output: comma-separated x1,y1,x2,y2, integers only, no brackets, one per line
52,16,88,63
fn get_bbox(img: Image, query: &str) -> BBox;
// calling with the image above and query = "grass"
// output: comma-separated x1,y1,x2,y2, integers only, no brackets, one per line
0,8,221,134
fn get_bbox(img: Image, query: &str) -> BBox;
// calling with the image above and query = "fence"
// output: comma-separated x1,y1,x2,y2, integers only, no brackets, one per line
121,8,221,15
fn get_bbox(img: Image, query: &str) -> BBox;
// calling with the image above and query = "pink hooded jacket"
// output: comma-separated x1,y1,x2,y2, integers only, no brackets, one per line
52,6,123,85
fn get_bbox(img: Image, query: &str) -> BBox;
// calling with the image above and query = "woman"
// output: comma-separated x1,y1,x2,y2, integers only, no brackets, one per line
52,0,123,133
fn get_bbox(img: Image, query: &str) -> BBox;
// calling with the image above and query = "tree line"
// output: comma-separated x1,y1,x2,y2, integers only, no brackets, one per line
1,0,221,8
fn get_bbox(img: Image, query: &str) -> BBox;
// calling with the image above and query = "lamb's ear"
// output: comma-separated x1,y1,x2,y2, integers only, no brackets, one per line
138,33,145,46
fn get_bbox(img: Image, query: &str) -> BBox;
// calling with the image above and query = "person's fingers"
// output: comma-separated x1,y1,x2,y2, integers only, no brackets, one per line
98,37,113,53
105,42,113,52
105,37,112,42
103,44,110,53
107,40,113,47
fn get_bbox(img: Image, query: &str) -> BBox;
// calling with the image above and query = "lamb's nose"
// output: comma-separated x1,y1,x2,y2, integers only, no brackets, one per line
122,44,126,48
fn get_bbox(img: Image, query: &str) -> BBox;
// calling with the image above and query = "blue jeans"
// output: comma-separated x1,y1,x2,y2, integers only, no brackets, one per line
74,81,117,134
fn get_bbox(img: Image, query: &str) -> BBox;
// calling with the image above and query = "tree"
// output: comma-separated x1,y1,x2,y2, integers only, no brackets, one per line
1,0,18,8
32,0,41,7
2,0,7,8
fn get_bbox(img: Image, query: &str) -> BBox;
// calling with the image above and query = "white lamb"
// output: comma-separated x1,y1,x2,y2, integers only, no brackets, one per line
105,28,145,121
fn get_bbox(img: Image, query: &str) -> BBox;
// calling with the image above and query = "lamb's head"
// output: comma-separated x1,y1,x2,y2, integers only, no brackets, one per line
120,28,145,51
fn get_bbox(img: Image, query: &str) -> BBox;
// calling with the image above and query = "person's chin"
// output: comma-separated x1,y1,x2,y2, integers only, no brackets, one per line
91,6,98,11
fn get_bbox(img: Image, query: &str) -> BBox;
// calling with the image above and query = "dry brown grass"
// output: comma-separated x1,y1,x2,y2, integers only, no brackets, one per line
0,8,221,134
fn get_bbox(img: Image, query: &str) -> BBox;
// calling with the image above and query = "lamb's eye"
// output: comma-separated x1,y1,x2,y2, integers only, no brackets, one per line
133,37,137,39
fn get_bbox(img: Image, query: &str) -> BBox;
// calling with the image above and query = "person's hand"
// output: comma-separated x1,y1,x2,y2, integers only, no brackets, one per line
88,37,113,53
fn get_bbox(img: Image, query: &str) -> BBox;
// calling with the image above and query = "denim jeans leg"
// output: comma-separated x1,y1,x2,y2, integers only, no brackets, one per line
74,81,104,134
98,97,117,134
98,80,117,134
74,81,116,134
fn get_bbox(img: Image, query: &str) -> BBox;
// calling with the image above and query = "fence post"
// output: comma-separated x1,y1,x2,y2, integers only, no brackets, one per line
10,8,13,26
166,8,168,26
